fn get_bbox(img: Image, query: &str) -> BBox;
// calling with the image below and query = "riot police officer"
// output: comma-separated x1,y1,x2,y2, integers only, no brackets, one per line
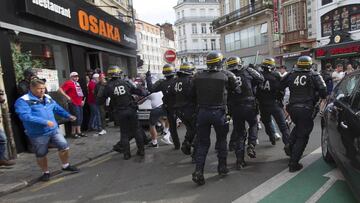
192,51,241,185
104,66,147,160
172,62,197,158
146,64,180,149
225,56,264,169
257,57,291,155
280,56,327,172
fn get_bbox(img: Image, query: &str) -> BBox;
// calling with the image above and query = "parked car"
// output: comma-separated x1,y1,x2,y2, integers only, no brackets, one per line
321,70,360,201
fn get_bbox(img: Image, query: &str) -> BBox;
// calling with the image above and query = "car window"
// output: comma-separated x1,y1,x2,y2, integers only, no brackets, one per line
334,75,360,104
352,88,360,111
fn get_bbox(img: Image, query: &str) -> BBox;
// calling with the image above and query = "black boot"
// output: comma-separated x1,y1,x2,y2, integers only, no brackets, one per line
181,140,192,155
247,144,256,158
288,162,303,172
123,152,131,160
235,151,247,170
136,147,145,157
192,170,205,185
218,159,229,176
269,136,276,145
113,144,124,153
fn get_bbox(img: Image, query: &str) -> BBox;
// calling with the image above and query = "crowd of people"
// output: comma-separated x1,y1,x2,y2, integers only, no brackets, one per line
2,51,355,185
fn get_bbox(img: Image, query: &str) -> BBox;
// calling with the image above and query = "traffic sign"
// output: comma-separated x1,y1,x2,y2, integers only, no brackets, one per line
164,50,176,63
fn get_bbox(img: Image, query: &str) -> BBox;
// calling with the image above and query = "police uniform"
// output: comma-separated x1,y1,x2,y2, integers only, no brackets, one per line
225,56,264,169
104,66,147,160
192,51,241,185
280,56,327,172
172,63,197,157
146,64,180,149
256,58,291,154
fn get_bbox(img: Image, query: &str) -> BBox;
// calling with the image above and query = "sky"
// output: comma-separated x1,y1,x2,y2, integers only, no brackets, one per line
133,0,178,25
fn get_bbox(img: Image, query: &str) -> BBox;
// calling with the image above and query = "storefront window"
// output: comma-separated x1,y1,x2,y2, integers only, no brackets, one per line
321,4,360,37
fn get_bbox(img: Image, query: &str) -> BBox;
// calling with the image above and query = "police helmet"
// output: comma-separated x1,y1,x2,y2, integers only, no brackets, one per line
107,66,123,78
162,64,176,77
179,62,195,75
226,56,242,71
261,57,276,70
206,51,224,70
23,68,37,80
297,56,313,69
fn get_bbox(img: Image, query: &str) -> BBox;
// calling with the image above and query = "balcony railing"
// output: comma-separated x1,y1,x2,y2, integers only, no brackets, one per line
212,1,273,29
177,49,211,56
174,16,218,25
283,30,308,44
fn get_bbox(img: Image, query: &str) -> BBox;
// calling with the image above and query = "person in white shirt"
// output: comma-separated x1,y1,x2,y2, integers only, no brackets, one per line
332,64,345,88
147,92,172,147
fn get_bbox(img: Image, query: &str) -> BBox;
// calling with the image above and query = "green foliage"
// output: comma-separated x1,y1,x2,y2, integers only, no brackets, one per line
11,43,45,82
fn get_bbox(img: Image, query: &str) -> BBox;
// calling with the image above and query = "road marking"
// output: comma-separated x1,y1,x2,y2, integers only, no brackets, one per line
305,169,345,203
86,156,112,168
233,148,322,203
30,177,65,192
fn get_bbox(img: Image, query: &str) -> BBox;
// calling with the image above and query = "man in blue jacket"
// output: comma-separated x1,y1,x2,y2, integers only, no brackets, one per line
15,79,79,181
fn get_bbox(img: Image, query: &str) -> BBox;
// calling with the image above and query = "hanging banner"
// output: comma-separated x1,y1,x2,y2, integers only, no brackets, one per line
273,0,279,34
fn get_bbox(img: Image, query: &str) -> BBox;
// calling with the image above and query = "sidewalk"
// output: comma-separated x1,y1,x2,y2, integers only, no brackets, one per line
0,125,122,197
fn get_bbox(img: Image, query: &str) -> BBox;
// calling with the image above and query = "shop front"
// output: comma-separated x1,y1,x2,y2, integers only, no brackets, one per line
0,0,137,152
314,40,360,70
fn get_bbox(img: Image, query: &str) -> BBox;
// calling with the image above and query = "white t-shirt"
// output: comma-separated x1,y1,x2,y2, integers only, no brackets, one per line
148,92,163,109
332,71,345,87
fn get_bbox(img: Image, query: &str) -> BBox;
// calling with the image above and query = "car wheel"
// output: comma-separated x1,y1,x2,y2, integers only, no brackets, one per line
321,126,334,163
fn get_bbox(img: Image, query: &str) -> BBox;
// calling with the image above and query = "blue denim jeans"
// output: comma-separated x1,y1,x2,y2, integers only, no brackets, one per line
0,129,7,160
29,130,69,158
89,104,101,131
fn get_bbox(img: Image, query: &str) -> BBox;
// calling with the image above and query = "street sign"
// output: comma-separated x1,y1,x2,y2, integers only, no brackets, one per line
164,50,176,63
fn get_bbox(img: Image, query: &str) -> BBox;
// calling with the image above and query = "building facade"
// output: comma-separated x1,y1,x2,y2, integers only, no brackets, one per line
276,0,317,68
174,0,221,69
160,23,178,66
85,0,134,23
314,0,360,70
136,20,163,74
0,0,137,152
213,0,278,65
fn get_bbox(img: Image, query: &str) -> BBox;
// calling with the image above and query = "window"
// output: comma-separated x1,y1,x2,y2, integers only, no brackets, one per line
178,27,181,37
248,26,255,47
224,0,230,15
184,40,187,50
234,0,240,10
322,0,332,6
335,75,360,105
181,10,185,18
211,39,216,50
201,23,207,34
285,4,298,32
192,24,198,34
203,39,208,50
194,56,200,65
183,25,186,35
240,29,248,49
209,8,215,16
209,26,213,33
225,33,234,52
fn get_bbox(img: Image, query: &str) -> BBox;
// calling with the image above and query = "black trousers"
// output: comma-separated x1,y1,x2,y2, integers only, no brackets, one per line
175,106,197,144
260,103,290,145
114,107,144,154
195,108,229,171
164,106,180,147
231,104,258,159
287,106,314,164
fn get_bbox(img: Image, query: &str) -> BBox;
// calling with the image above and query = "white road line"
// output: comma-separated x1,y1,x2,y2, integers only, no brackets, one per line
232,148,322,203
305,169,345,203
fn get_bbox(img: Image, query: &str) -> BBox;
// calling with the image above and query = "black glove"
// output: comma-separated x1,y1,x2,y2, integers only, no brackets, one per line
146,71,151,78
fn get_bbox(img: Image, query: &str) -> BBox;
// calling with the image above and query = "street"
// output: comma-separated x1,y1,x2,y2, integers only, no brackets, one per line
2,118,357,203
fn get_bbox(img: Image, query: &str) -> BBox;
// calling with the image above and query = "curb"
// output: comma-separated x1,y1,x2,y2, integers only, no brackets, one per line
0,149,114,197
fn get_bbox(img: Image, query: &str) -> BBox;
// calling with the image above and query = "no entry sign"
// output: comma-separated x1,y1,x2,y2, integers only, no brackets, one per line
164,50,176,63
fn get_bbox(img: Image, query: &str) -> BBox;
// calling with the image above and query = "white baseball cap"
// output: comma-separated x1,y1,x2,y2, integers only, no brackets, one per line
92,73,100,78
70,72,79,77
